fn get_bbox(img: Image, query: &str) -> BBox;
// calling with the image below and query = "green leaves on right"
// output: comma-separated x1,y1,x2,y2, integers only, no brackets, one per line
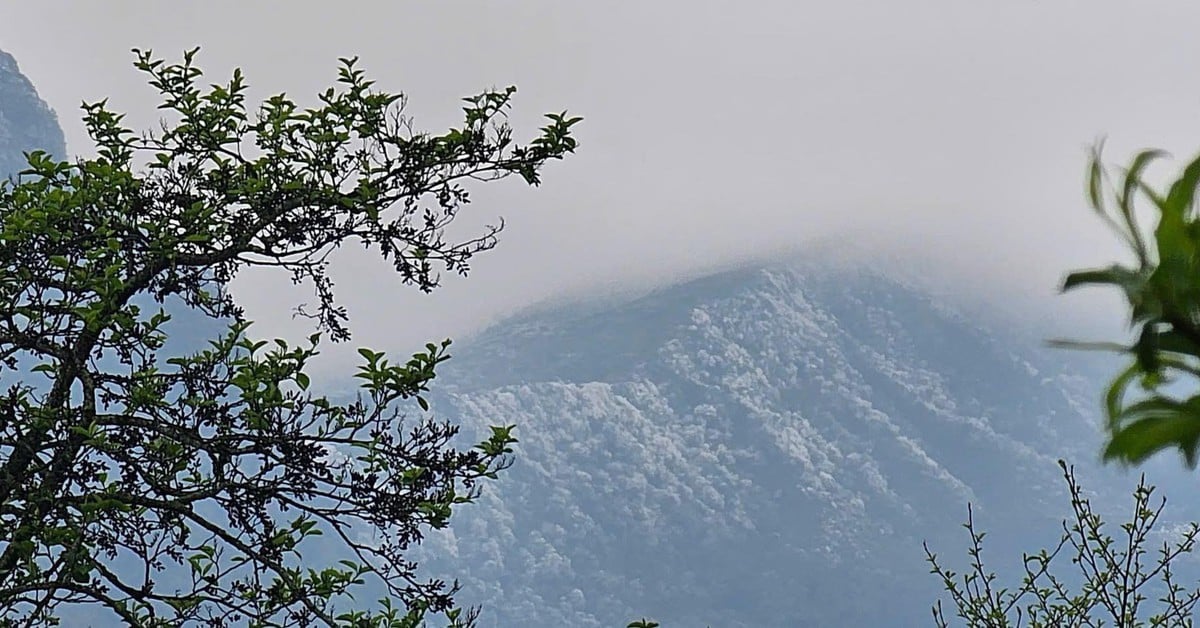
1062,144,1200,467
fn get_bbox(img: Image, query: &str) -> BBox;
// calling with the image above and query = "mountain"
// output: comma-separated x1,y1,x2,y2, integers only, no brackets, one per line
0,48,66,178
417,260,1197,627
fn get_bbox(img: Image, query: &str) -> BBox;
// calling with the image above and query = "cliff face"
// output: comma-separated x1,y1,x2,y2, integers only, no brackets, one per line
0,49,66,178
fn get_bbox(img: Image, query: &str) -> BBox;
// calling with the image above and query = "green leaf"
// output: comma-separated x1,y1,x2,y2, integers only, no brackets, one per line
1105,362,1142,427
1122,149,1167,210
1087,146,1106,214
1045,339,1128,353
1061,265,1140,292
1144,326,1200,358
1104,401,1200,467
1134,323,1162,372
1163,151,1200,219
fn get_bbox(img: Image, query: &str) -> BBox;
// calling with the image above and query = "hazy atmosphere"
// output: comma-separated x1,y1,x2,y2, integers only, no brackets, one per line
10,3,1200,626
4,1,1194,373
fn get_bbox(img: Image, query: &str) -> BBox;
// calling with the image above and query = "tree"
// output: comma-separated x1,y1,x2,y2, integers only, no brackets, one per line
926,460,1200,627
1060,145,1200,467
0,48,579,626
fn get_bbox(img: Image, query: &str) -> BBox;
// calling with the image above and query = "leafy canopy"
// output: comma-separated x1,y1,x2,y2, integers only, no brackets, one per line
0,48,578,626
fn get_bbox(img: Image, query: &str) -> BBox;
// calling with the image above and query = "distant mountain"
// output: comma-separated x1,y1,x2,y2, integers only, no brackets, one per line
0,48,65,178
417,260,1198,627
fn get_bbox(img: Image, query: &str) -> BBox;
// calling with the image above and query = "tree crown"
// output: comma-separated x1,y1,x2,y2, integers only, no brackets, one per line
0,48,578,626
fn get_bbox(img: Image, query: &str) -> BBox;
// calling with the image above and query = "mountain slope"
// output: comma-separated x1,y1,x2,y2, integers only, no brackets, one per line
418,262,1174,627
0,49,66,178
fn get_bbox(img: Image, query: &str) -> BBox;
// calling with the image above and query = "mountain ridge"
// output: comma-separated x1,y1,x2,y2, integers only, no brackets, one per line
419,259,1143,626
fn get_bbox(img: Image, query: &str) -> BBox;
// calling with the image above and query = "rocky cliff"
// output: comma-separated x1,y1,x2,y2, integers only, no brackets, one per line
0,49,65,178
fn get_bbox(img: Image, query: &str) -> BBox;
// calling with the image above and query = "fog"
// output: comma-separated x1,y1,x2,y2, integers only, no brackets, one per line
3,1,1197,374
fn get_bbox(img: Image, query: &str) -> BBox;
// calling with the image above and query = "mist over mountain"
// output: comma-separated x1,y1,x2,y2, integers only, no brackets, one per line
416,261,1200,627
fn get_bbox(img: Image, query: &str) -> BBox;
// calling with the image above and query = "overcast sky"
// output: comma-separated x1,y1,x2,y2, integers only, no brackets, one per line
2,1,1197,375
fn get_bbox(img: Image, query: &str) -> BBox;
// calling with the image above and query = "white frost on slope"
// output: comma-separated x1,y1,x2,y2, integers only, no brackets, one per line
414,264,1106,627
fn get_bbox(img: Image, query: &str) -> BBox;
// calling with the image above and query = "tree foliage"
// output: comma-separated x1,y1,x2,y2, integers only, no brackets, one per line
0,48,579,626
927,460,1200,627
1061,145,1200,467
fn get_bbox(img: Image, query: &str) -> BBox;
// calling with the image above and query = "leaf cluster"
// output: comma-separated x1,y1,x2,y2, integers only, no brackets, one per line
1060,145,1200,466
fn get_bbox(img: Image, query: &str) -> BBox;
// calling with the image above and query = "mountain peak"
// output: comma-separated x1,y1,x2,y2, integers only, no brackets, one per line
421,254,1132,626
443,258,1036,392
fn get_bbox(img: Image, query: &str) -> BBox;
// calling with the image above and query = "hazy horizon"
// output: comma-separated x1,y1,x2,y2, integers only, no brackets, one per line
2,1,1184,374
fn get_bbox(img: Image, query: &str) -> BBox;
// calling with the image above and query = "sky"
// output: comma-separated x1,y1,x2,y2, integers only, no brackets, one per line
2,1,1199,375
